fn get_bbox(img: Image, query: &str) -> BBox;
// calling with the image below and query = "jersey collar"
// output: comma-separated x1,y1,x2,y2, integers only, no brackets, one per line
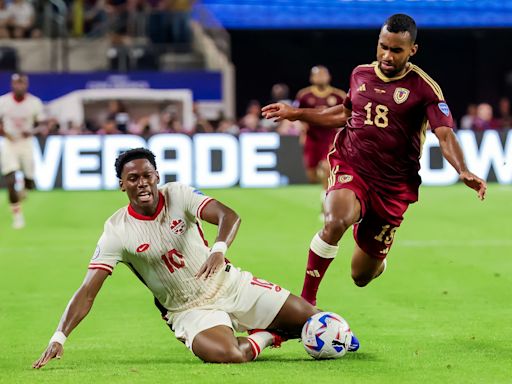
128,192,165,220
373,61,413,83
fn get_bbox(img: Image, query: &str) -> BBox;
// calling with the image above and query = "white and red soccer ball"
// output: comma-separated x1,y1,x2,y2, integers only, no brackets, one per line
301,312,355,359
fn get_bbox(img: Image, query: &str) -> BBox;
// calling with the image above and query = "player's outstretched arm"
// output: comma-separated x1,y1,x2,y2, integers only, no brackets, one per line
32,269,109,369
262,103,349,128
195,200,241,280
434,126,487,200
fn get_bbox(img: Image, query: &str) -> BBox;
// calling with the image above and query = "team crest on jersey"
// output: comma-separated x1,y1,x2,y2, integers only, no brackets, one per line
393,87,410,104
438,102,450,116
357,83,366,92
170,218,186,235
338,174,353,184
327,95,338,106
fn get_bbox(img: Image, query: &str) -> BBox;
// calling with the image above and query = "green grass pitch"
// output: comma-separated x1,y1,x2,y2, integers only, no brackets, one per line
1,184,511,384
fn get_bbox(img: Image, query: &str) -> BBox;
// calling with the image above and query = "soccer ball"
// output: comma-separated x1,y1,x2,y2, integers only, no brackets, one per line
301,312,354,359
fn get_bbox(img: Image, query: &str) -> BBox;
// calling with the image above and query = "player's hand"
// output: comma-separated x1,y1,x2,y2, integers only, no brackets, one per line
261,103,297,122
460,171,487,201
32,342,64,369
195,252,225,280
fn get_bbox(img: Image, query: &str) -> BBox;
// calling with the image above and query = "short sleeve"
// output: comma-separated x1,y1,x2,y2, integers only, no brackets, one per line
181,185,214,220
88,222,123,275
421,78,454,131
426,100,454,131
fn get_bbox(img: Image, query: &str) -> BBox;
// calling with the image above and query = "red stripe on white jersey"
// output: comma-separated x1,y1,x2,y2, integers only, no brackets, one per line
197,197,214,219
195,222,208,247
89,262,114,270
88,265,113,275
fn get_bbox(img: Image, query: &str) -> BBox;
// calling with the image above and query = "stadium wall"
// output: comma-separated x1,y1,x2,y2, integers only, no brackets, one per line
0,130,510,190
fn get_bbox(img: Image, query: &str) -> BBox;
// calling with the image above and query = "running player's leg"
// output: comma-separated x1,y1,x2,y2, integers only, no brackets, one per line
4,171,18,204
351,244,386,287
301,188,361,305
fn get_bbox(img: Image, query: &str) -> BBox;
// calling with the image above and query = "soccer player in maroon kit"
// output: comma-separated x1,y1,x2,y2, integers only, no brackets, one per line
263,14,487,306
295,66,346,190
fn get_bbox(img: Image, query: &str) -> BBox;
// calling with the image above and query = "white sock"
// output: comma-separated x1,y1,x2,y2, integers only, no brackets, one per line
247,331,274,360
310,233,338,259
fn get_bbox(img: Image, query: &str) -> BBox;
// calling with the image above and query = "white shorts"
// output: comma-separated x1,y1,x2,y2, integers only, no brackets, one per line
1,137,35,178
170,267,290,349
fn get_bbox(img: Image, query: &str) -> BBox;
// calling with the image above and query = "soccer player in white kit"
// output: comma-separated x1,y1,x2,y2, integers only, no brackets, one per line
0,73,44,229
34,148,357,368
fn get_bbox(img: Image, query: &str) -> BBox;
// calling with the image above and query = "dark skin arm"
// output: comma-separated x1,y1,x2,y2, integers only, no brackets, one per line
32,269,110,369
434,126,487,200
262,102,351,128
195,200,241,280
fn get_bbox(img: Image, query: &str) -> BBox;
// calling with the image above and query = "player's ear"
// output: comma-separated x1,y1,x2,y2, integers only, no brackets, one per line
156,171,160,184
119,179,125,192
410,43,418,57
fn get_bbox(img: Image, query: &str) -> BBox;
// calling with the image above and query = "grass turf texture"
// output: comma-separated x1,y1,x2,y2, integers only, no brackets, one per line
0,184,511,384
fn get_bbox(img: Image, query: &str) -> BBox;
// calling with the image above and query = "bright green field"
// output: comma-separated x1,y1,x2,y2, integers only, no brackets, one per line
1,184,511,384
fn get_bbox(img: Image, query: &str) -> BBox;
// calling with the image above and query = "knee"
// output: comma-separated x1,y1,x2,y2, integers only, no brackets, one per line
203,345,246,364
322,215,352,240
351,272,372,287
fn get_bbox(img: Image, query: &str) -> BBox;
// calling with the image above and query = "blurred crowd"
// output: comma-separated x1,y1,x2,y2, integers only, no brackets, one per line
458,98,511,131
0,0,195,46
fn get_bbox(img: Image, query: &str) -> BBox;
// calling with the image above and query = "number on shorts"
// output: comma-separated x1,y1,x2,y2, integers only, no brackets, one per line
251,277,282,292
374,224,397,246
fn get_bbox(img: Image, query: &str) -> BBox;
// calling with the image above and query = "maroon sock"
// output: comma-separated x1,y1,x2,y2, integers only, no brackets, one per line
300,249,334,306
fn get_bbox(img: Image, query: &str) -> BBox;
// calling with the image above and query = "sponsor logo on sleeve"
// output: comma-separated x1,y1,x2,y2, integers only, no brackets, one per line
438,102,450,116
193,189,204,195
357,83,366,92
393,87,410,104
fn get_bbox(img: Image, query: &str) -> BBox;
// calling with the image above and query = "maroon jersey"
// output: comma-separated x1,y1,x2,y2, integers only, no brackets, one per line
336,62,454,201
295,85,346,145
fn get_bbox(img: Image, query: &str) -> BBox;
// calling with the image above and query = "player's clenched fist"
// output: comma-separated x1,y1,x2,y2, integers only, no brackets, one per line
32,342,63,369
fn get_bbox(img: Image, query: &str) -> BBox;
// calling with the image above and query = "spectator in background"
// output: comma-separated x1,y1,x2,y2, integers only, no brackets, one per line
473,103,500,131
192,102,214,133
217,118,240,135
239,100,263,133
168,0,194,47
83,0,108,37
459,103,477,130
261,83,293,131
109,99,129,132
497,97,511,129
0,0,10,38
7,0,40,38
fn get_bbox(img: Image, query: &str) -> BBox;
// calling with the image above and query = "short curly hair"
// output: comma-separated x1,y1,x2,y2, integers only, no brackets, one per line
114,147,157,178
384,14,417,43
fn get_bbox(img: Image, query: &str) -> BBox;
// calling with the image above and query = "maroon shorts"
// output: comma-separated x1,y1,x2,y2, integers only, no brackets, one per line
303,138,333,169
326,155,411,259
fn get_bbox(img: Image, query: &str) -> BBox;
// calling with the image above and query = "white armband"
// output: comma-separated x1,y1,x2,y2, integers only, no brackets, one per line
210,241,228,255
49,331,67,346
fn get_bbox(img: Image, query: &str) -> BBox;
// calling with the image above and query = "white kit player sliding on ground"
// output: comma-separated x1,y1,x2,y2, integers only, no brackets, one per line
33,148,358,368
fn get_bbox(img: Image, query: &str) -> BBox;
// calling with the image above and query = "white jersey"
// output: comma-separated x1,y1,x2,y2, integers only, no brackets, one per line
0,92,44,140
89,182,237,314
